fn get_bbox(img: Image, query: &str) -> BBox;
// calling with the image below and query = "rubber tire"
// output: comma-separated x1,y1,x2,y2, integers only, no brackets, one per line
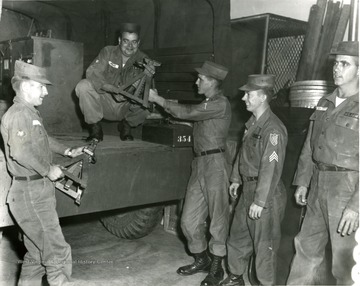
100,206,163,239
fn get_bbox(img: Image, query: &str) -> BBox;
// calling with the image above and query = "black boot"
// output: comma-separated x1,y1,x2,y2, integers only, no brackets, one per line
201,255,224,286
220,273,245,286
118,120,134,141
87,122,103,141
177,250,212,276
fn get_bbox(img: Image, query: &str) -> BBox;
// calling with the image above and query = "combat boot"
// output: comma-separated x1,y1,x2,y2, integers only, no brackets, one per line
118,120,134,141
201,255,224,286
177,250,212,276
87,122,103,141
220,273,245,286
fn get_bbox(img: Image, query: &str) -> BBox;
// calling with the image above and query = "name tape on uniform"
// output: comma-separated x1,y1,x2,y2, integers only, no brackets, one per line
108,61,119,69
344,112,359,119
316,106,328,111
32,120,42,126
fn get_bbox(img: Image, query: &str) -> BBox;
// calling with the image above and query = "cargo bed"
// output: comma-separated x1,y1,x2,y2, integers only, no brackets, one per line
0,133,193,227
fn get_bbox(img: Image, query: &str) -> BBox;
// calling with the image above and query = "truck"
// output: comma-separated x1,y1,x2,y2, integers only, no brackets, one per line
0,0,236,240
1,0,342,283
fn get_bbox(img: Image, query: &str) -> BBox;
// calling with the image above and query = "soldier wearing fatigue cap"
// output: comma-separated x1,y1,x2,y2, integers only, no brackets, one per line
0,60,85,285
149,61,232,286
75,22,150,141
287,41,359,285
221,74,288,286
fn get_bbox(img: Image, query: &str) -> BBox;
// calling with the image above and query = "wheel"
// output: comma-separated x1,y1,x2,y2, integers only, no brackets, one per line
100,206,163,239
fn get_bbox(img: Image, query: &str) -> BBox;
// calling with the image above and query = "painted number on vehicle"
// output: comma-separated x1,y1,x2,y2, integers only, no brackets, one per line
177,135,191,143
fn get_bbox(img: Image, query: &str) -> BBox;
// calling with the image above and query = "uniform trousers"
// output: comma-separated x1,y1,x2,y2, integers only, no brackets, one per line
7,178,72,286
227,180,286,286
287,169,358,285
75,79,149,126
181,153,230,257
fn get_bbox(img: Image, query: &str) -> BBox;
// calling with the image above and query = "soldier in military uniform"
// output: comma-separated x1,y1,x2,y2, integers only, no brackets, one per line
1,60,85,286
149,61,231,286
221,75,288,286
287,41,359,285
75,22,151,141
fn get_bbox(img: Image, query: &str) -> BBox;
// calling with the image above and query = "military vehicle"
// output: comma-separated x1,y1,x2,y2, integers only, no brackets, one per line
0,0,314,253
0,0,234,239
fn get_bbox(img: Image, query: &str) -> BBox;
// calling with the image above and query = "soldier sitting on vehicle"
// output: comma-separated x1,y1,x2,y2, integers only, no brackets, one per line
75,22,153,142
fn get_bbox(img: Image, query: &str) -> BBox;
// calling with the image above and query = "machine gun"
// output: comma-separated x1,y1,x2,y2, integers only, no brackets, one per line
101,58,161,109
55,139,98,205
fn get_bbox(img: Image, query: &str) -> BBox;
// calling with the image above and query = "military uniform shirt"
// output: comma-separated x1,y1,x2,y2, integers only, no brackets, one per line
293,89,359,211
231,107,288,208
86,46,148,93
163,91,231,153
1,96,68,177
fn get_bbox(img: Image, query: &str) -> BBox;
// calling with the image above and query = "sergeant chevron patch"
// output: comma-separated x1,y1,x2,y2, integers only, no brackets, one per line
269,151,278,162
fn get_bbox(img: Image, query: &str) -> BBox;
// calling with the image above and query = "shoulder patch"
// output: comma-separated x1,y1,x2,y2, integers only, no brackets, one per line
269,133,279,146
16,130,26,137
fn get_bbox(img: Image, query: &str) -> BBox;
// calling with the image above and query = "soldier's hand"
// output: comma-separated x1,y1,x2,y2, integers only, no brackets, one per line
47,165,64,181
229,183,240,199
65,146,86,158
149,89,165,106
249,203,263,220
144,61,156,77
338,208,359,236
294,186,308,206
101,83,119,93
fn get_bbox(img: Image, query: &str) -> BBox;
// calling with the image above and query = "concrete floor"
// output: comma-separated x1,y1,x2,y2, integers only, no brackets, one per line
0,213,296,286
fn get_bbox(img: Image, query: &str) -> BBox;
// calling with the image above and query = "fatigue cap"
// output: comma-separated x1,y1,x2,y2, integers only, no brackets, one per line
239,74,275,91
195,61,228,81
119,22,141,35
13,60,52,85
330,41,359,57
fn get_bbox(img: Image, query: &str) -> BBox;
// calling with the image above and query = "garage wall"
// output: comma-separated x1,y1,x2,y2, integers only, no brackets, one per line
230,0,315,21
230,0,352,40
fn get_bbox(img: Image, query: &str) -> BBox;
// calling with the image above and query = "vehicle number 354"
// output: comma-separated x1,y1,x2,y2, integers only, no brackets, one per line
177,135,192,143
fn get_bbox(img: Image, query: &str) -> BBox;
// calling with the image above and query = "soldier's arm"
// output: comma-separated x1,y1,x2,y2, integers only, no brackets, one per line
48,136,71,155
163,98,227,121
346,180,359,212
7,114,51,176
254,129,287,208
229,151,241,184
48,136,86,158
149,89,227,121
337,179,359,236
293,121,315,187
86,47,110,93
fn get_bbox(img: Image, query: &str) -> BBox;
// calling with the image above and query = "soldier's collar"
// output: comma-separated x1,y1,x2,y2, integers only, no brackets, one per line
206,90,223,101
325,88,359,104
122,50,140,67
13,96,39,114
245,107,271,129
